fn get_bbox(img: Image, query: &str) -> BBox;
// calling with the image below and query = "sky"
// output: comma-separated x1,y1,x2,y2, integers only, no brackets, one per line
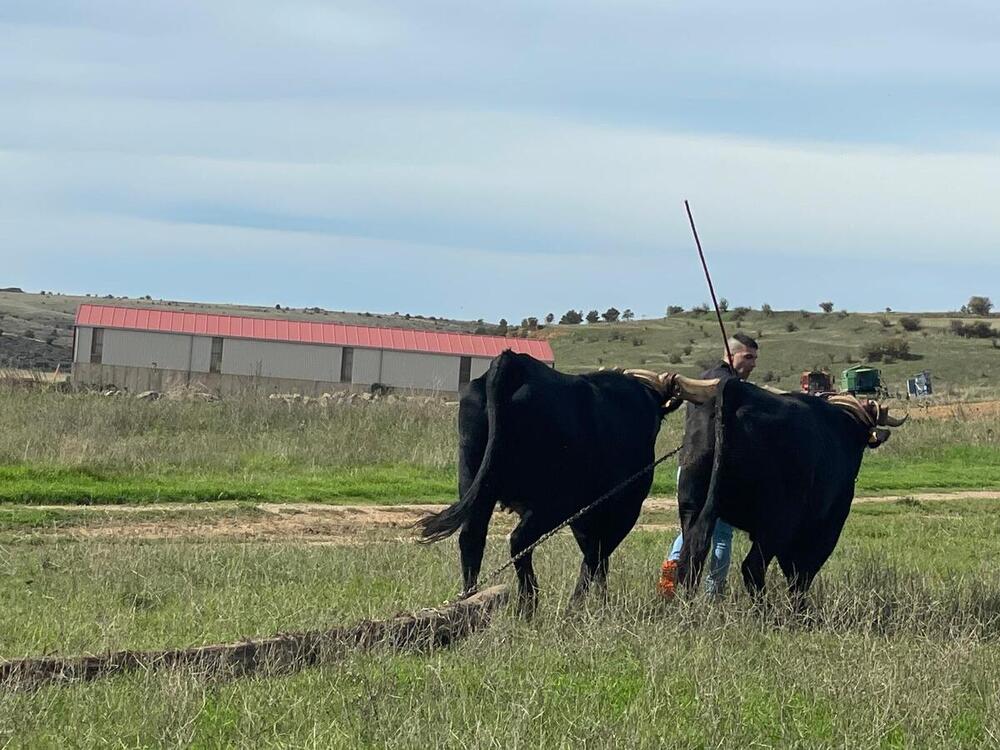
2,1,998,322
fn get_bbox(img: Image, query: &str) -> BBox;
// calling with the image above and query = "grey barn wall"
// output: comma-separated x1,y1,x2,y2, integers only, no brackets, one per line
75,327,93,363
470,358,491,380
191,336,213,373
103,329,193,371
381,350,459,392
72,324,539,394
351,348,381,385
220,338,343,382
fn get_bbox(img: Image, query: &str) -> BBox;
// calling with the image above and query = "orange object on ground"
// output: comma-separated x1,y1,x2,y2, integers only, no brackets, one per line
657,559,678,599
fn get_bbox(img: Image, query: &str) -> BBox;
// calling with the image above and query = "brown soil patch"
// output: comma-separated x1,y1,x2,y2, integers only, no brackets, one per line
64,504,448,545
19,490,998,543
907,400,1000,421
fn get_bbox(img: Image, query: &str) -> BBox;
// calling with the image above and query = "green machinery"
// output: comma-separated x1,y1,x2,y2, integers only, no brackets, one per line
840,365,883,395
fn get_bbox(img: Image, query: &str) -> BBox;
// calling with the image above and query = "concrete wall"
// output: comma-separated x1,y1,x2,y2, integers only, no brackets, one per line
103,329,193,371
75,327,93,363
71,363,455,398
220,339,342,382
381,350,459,392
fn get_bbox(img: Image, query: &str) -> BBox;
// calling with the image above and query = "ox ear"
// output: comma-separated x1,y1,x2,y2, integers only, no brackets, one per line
868,427,892,449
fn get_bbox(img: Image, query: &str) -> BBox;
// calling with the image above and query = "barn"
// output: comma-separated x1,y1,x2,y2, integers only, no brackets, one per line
72,304,554,396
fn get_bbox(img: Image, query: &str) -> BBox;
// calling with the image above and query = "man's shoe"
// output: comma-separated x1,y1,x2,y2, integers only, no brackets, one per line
658,559,679,599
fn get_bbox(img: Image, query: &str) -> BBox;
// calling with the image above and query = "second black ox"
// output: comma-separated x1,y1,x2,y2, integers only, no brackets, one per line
675,376,907,601
416,350,685,614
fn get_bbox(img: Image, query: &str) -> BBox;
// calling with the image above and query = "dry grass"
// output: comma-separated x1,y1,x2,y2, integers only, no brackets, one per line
2,497,1000,746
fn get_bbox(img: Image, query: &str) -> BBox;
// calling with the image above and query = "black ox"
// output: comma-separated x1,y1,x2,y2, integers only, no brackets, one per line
416,350,688,614
674,376,907,601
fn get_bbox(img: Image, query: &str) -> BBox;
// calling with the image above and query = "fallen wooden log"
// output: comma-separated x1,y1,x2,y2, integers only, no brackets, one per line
0,585,508,690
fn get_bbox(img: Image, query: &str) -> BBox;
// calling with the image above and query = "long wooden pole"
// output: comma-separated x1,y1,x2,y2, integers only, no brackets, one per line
684,200,733,368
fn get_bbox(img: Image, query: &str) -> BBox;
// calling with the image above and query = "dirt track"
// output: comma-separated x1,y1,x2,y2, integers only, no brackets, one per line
908,400,1000,420
8,490,998,544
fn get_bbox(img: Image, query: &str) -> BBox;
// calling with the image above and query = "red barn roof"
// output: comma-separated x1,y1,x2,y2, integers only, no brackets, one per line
75,305,555,362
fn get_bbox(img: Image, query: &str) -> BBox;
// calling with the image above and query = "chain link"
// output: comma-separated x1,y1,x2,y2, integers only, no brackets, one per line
468,444,683,593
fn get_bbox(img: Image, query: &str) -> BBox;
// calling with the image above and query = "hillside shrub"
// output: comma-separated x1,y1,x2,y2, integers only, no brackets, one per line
950,320,998,339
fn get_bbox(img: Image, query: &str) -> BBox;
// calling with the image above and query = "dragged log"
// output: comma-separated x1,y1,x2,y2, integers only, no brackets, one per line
1,585,508,690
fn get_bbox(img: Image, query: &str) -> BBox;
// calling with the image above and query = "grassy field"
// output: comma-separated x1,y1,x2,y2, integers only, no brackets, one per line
0,384,999,503
2,497,1000,747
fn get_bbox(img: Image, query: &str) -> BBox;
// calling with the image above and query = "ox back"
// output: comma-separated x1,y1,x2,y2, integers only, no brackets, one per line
679,378,882,601
417,350,668,615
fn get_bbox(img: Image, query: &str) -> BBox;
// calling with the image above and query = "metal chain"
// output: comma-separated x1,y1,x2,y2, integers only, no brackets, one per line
471,444,683,592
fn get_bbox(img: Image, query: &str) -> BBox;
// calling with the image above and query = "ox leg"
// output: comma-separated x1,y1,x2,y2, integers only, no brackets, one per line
778,556,816,614
569,528,606,606
509,512,547,618
569,507,639,606
741,541,772,598
458,502,496,596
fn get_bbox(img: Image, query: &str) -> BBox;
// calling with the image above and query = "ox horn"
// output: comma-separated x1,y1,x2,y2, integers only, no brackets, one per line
878,411,908,427
669,374,720,404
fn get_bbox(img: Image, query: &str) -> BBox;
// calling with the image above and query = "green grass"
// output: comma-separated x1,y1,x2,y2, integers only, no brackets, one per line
0,463,455,504
3,498,1000,746
1,385,999,504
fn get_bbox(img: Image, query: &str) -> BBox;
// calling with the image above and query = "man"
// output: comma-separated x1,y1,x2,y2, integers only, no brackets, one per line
658,332,759,598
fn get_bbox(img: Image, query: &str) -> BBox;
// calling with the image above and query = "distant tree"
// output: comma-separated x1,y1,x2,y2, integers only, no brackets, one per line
691,303,709,315
525,317,539,330
622,309,635,321
585,310,600,324
275,304,281,310
732,306,751,320
666,305,684,317
899,316,922,332
682,344,693,355
668,352,682,364
967,296,994,316
559,310,583,325
761,303,774,317
545,312,555,324
819,301,834,313
785,322,798,333
601,307,621,323
497,318,509,335
885,307,893,313
718,298,729,312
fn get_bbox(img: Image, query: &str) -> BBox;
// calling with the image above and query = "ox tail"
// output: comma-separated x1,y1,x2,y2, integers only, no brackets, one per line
416,353,512,544
680,381,729,590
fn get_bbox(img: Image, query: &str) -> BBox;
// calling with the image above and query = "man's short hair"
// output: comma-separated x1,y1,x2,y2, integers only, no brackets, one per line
729,332,758,351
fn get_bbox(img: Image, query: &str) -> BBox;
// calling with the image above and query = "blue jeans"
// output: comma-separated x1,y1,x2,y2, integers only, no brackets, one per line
668,521,734,596
671,467,733,595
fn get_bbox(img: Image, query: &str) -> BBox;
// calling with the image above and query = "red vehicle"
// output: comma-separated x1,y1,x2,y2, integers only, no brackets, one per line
800,370,833,395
